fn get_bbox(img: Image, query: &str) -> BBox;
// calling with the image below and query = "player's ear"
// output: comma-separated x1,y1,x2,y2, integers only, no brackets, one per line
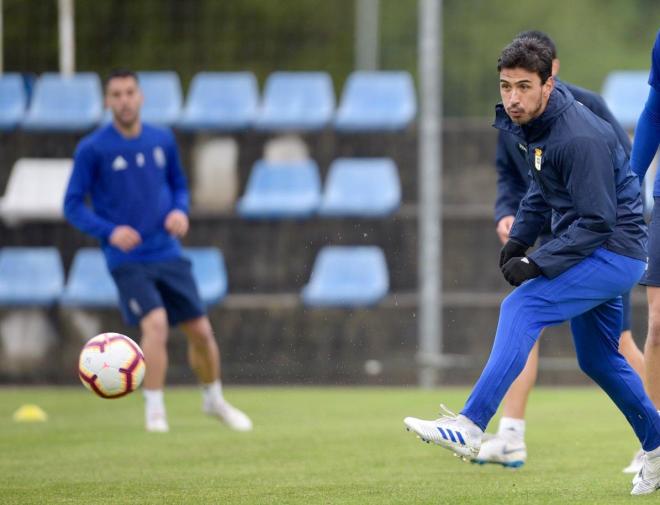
543,75,554,99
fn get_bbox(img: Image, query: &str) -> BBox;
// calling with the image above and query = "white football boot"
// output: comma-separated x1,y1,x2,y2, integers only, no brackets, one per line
471,432,526,468
404,405,482,459
145,406,169,433
623,449,644,475
631,451,660,495
204,398,253,432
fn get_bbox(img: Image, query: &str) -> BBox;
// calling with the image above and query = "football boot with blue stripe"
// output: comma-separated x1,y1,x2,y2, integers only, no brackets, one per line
404,405,482,459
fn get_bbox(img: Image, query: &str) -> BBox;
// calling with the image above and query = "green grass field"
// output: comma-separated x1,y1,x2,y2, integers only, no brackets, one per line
0,386,647,504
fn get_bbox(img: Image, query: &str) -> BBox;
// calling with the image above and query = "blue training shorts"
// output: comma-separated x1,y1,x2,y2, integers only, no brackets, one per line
110,257,205,327
642,197,660,287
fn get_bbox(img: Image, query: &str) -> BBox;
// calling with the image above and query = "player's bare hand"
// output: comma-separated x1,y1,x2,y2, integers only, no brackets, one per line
109,225,142,252
496,215,515,244
165,209,189,237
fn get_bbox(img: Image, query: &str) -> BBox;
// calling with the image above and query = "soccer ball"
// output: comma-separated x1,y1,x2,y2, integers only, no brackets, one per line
78,332,146,399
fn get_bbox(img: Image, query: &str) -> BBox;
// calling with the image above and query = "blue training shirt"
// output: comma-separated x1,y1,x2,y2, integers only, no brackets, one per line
63,123,189,270
630,29,660,196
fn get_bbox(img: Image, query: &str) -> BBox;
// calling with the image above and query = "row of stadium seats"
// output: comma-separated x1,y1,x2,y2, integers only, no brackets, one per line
0,157,401,224
0,246,389,308
0,70,417,133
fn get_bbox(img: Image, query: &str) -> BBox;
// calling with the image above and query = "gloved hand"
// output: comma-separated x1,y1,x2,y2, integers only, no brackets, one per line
501,256,542,287
499,239,529,268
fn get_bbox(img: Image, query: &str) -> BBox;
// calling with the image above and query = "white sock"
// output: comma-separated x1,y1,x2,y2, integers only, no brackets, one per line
457,414,483,434
498,417,525,439
647,444,660,459
143,389,165,412
202,380,224,406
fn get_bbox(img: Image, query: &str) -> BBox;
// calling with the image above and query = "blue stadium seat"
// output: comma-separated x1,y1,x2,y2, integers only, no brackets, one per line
302,246,389,307
22,73,103,131
0,73,27,131
236,159,322,219
334,71,417,131
318,158,401,217
254,71,335,131
178,72,258,131
137,71,183,126
183,248,228,306
602,70,650,130
60,248,118,307
0,248,64,306
61,247,227,308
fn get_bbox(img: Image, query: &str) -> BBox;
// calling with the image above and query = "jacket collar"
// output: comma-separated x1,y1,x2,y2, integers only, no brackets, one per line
493,79,574,143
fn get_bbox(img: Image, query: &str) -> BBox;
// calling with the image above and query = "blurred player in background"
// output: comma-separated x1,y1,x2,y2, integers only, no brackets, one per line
404,37,660,496
483,30,646,474
63,69,252,433
631,28,660,487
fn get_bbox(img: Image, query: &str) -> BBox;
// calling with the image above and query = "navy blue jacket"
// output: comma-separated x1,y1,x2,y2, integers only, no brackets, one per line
494,79,632,223
496,81,646,278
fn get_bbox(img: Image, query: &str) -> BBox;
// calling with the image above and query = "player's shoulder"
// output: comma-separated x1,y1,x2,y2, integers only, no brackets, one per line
75,123,115,155
561,80,605,112
141,122,176,144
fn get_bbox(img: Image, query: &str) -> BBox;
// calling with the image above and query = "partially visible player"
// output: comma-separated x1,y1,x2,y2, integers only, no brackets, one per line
404,37,660,496
63,69,252,433
630,29,660,475
483,30,646,474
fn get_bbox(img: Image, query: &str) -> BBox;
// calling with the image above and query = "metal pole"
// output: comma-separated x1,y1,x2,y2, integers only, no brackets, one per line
417,0,442,388
355,0,379,70
58,0,75,75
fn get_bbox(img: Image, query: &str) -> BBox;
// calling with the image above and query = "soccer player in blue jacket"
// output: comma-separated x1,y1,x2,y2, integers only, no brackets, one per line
64,70,252,433
480,31,646,474
631,28,660,487
404,37,660,496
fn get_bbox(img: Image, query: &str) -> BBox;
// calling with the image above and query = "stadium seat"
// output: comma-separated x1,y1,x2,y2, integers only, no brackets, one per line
0,248,64,306
22,72,103,131
254,71,335,131
183,247,228,306
61,247,227,308
137,71,183,126
0,158,73,225
334,71,417,131
60,248,119,307
301,246,389,307
0,73,27,131
178,72,258,131
601,70,650,130
236,159,322,218
318,158,401,217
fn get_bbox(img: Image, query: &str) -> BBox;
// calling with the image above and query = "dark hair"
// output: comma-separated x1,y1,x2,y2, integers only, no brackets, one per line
497,38,553,84
104,69,138,90
515,30,557,59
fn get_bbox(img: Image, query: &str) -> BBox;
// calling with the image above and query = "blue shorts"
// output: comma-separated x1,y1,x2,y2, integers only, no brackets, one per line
642,196,660,287
110,258,205,327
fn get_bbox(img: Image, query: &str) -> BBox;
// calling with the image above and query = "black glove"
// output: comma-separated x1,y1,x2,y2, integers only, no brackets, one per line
501,256,542,287
499,239,529,268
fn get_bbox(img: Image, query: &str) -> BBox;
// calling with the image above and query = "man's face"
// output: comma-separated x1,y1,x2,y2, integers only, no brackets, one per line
499,67,553,125
105,76,143,128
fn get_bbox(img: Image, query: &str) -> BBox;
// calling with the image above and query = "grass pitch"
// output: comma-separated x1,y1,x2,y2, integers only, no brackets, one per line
0,386,645,504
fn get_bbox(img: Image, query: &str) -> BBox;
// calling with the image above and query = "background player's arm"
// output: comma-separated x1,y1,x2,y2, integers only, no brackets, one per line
494,132,528,244
163,130,190,238
631,86,660,182
64,143,122,241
